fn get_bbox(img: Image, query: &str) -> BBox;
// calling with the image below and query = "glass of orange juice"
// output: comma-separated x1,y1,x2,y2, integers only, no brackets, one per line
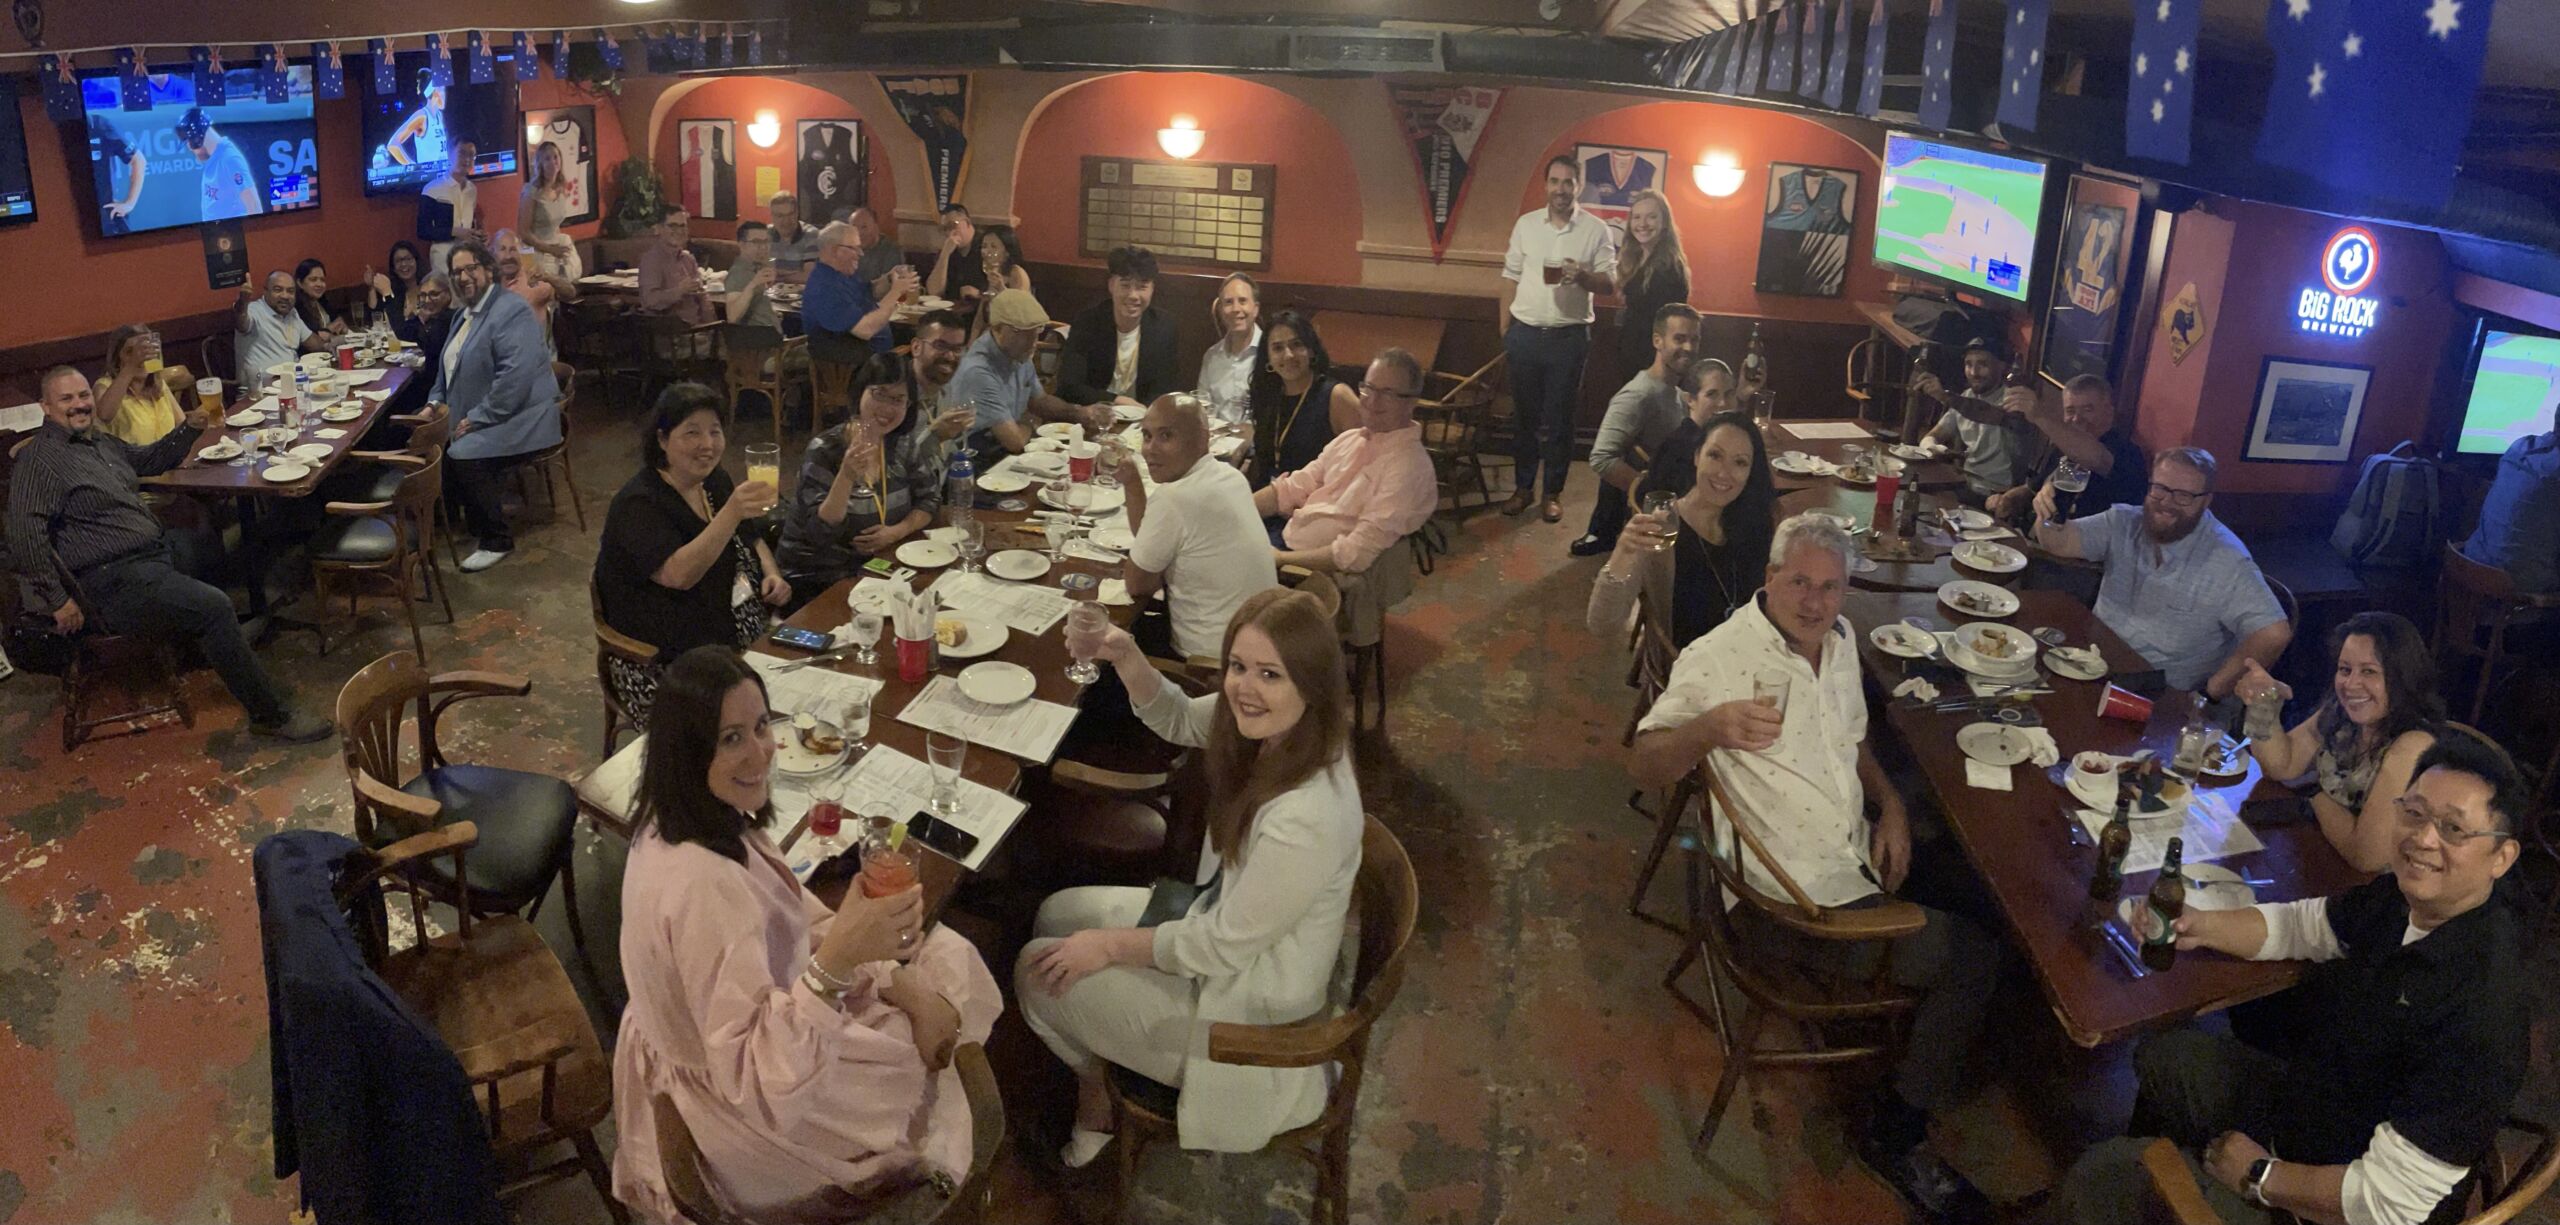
743,443,782,513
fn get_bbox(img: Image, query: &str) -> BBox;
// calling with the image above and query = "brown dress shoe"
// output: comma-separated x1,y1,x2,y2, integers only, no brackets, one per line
1500,491,1534,517
1542,499,1564,523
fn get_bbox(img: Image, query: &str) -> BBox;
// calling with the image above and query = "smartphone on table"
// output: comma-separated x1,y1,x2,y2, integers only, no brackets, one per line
770,625,832,651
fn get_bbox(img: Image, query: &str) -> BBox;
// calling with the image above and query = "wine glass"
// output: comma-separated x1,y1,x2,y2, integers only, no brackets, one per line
1065,600,1109,685
850,610,883,667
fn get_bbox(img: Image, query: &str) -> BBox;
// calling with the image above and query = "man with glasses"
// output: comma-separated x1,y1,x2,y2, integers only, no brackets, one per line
1253,349,1437,575
1572,303,1701,557
945,289,1104,455
803,220,915,365
2055,734,2528,1225
638,208,713,326
902,310,977,471
432,240,561,572
2033,447,2290,696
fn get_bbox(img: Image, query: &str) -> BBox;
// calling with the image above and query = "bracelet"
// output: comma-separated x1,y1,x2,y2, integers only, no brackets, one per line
1596,566,1635,588
805,958,858,995
799,967,847,1003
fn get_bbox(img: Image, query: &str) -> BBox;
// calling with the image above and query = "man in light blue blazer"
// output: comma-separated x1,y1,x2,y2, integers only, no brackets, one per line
433,240,562,572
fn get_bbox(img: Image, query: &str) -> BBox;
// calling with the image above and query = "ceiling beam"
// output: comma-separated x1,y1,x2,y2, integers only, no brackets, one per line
1065,0,1596,31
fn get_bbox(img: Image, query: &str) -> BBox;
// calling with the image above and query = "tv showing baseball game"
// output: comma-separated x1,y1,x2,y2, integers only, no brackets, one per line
357,51,518,196
2455,326,2560,457
1872,133,2048,302
79,64,319,237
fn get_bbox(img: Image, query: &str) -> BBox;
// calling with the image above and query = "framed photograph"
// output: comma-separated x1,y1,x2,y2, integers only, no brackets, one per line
2039,174,2141,387
675,118,737,220
1755,162,1858,298
523,106,598,227
1573,142,1666,242
2244,357,2374,463
795,118,865,223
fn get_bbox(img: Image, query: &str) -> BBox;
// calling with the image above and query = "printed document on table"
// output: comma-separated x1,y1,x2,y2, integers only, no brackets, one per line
786,745,1027,874
928,570,1071,636
895,674,1076,761
747,653,886,722
1781,421,1884,441
2075,791,2265,875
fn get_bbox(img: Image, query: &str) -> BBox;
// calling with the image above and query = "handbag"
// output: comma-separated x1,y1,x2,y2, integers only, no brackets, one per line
5,614,75,677
1135,872,1218,929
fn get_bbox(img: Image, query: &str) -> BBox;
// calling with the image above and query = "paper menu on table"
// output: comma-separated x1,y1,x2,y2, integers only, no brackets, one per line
1780,422,1884,441
927,570,1071,636
2074,792,2265,875
784,744,1026,874
746,653,886,721
894,674,1077,762
0,403,40,432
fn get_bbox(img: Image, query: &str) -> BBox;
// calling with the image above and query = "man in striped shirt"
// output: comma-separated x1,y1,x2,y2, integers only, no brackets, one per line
6,367,331,742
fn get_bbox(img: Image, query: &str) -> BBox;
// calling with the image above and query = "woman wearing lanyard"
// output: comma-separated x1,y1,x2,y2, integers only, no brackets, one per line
775,353,941,606
1245,309,1358,484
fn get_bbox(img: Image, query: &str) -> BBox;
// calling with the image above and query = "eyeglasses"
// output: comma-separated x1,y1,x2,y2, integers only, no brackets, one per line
2392,795,2515,848
2145,482,2209,508
1358,382,1420,401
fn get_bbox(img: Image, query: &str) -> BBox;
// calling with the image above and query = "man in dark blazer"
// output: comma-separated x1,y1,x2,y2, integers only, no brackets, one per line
433,239,562,573
1056,245,1179,408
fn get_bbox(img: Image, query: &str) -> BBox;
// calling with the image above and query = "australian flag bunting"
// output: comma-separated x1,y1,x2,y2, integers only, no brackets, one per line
313,44,344,99
748,28,766,65
192,47,228,107
1998,0,2052,130
2126,0,2202,163
260,44,289,103
426,34,452,88
1740,15,1768,96
117,48,151,112
512,33,534,79
599,30,625,71
40,56,80,123
1920,0,1958,129
370,40,395,95
466,31,493,84
1768,5,1800,94
2255,0,2495,209
1798,2,1828,98
553,31,571,77
1823,0,1856,109
1858,0,1890,117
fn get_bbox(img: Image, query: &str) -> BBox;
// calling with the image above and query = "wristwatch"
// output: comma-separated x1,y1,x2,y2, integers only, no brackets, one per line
2246,1157,2278,1206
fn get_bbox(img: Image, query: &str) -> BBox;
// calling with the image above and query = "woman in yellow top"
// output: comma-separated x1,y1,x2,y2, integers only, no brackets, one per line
93,323,188,445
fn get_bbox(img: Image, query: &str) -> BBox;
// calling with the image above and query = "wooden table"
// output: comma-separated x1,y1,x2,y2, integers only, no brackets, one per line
1842,589,2364,1048
142,366,410,499
1320,310,1448,377
1767,418,1966,493
1780,484,2032,594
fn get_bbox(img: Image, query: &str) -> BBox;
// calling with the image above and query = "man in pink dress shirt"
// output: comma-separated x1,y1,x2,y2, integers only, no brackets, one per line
1254,347,1438,574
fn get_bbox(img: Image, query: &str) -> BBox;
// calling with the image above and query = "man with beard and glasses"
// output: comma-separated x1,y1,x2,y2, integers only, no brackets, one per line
902,310,976,471
2035,447,2290,697
1572,302,1701,556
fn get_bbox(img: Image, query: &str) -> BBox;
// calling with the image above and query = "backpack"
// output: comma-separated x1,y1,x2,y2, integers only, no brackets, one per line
2330,441,2442,569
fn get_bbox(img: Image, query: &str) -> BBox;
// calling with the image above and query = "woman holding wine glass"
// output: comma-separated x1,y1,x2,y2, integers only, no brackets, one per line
1022,588,1361,1167
610,646,1001,1223
778,352,941,604
1587,409,1777,649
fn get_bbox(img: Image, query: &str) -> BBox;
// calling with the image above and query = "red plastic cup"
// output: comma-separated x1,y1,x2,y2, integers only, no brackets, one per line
2095,683,2154,723
896,633,932,684
334,343,356,371
807,801,844,838
1872,472,1901,532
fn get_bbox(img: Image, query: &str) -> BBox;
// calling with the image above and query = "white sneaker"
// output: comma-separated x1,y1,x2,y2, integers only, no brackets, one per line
460,548,512,573
1059,1127,1114,1170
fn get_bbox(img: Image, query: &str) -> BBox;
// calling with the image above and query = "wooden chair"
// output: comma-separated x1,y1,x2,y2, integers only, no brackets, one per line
307,448,456,664
809,357,858,431
1666,766,1925,1153
1028,663,1222,888
513,361,588,532
198,329,237,393
2433,544,2560,725
1033,323,1068,397
2140,1117,2557,1225
338,822,624,1223
1106,814,1418,1225
1285,537,1421,731
634,314,725,405
590,576,659,764
1415,352,1505,516
36,545,193,752
334,652,593,979
653,1043,1003,1225
722,327,809,445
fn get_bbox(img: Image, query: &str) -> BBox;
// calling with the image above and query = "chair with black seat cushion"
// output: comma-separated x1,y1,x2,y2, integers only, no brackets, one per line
308,448,455,663
334,651,593,979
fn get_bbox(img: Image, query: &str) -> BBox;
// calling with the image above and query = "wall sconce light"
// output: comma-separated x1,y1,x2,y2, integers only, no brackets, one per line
1156,115,1205,160
526,122,543,148
748,111,781,148
1692,152,1745,198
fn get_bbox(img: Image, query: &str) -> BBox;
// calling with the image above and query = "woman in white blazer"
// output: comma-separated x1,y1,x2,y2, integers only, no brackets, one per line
1020,586,1363,1166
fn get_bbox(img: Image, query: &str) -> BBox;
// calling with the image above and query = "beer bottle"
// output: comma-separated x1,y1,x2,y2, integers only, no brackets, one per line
1742,322,1769,392
2142,838,2187,972
2089,780,2133,927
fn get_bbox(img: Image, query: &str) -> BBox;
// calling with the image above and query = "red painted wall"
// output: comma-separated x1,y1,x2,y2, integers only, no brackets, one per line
0,78,622,353
654,77,897,241
1518,101,1890,324
2136,199,2450,495
1010,72,1363,287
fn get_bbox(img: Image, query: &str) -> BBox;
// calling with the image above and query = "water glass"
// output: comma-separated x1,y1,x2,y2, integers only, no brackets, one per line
1752,669,1792,717
1043,519,1073,562
1066,482,1094,516
1065,601,1109,685
842,691,872,756
925,732,966,817
955,518,986,574
850,611,883,666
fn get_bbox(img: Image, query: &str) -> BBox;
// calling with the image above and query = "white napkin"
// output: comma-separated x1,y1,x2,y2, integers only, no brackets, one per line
1962,526,2019,541
923,526,965,544
1063,539,1123,564
1892,677,1940,702
1964,759,2013,791
315,428,349,440
2019,727,2061,767
1099,578,1132,606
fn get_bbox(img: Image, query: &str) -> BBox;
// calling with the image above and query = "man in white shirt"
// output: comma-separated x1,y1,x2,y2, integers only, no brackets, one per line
1195,272,1263,428
421,139,481,273
2055,735,2528,1225
1123,393,1278,661
1499,154,1618,524
1630,512,1998,1222
234,270,321,383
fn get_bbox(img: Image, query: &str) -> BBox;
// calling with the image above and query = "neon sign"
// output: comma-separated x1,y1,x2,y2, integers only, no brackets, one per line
2296,226,2380,339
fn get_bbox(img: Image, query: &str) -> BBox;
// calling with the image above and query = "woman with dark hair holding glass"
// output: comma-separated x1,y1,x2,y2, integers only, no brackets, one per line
1021,588,1363,1168
611,646,1001,1223
291,258,348,338
1586,404,1776,650
964,225,1032,340
2233,610,2444,873
777,352,941,602
1245,309,1360,484
365,241,428,330
594,383,792,721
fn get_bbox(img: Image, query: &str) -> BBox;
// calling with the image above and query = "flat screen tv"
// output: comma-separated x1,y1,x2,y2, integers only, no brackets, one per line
358,52,518,196
2455,326,2560,456
79,64,319,236
0,78,35,225
1873,133,2048,302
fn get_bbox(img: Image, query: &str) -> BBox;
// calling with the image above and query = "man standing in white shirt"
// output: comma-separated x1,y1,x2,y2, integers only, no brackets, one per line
1123,393,1278,660
1630,512,1999,1222
421,140,482,273
1499,154,1617,524
1195,273,1263,428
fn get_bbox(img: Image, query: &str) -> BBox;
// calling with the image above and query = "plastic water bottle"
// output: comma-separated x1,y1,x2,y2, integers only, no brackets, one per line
945,449,976,514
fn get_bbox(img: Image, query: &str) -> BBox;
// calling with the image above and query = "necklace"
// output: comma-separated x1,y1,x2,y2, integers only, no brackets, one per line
1276,383,1317,449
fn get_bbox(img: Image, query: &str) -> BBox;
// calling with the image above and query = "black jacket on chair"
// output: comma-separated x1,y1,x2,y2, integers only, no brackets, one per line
255,830,505,1225
1055,300,1179,406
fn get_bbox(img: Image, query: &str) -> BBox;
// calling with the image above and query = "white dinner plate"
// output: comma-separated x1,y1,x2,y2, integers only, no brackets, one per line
773,717,850,776
2045,645,2108,681
2070,758,2191,816
1770,451,1825,475
1955,541,2027,573
1940,632,2037,681
259,461,311,483
1036,422,1083,441
1869,623,1939,659
2178,863,2258,911
957,661,1036,706
1024,437,1070,454
1957,722,2032,767
936,614,1009,659
1802,509,1858,531
1888,443,1939,462
226,409,265,427
1039,484,1126,514
320,404,365,422
1947,622,2037,674
1089,525,1136,551
287,443,334,462
197,440,243,462
1939,579,2020,619
976,470,1032,493
895,540,958,568
1111,404,1147,423
1945,507,1995,532
1013,452,1068,475
985,549,1050,581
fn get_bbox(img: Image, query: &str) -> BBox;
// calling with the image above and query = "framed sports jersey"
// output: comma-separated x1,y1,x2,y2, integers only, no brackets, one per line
675,119,736,220
1573,142,1665,243
524,106,597,226
796,118,865,222
1755,161,1858,298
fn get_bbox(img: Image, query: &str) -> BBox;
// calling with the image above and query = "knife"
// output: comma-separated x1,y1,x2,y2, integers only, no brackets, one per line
772,644,857,672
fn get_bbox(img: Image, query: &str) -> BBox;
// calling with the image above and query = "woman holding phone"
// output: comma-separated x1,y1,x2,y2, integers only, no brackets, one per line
1022,588,1362,1167
2232,611,2443,873
611,645,1000,1223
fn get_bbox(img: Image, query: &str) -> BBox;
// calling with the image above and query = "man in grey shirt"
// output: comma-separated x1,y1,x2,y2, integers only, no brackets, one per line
851,206,907,292
2034,446,2292,696
1572,303,1700,556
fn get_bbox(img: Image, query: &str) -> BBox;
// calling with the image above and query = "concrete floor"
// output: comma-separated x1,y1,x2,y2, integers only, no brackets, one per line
4,387,2556,1224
